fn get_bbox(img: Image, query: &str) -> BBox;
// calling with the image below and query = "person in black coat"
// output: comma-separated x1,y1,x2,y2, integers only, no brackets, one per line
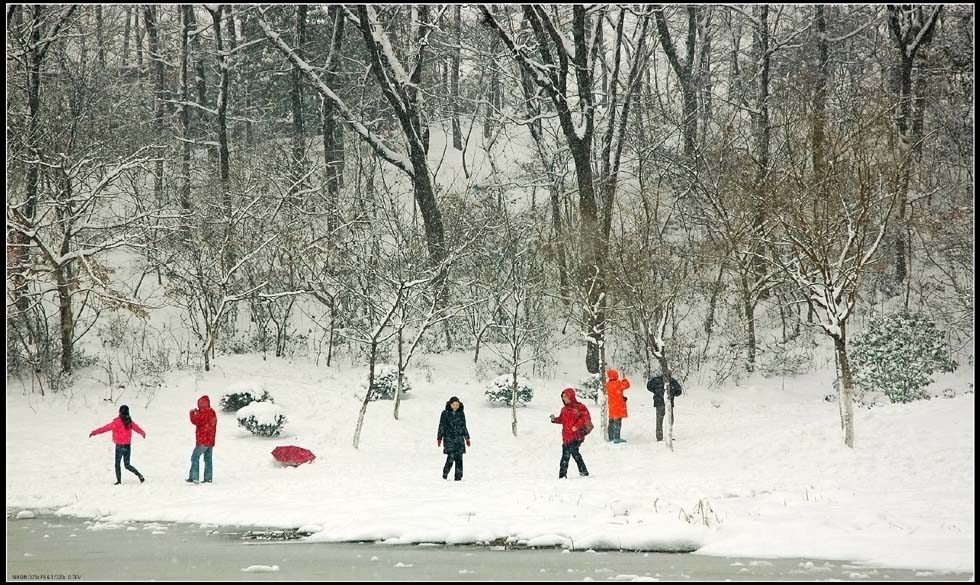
646,373,682,441
437,396,471,480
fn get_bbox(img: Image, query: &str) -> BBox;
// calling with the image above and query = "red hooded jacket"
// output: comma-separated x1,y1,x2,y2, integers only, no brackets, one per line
552,388,592,444
190,395,217,447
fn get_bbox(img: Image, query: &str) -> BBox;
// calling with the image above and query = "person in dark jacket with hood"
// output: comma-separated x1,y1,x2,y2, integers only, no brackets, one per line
437,396,470,480
187,395,217,483
647,373,682,441
550,388,591,478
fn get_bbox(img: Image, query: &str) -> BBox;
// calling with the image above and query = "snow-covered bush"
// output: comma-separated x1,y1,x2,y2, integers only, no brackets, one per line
359,364,411,401
850,311,958,404
236,402,287,437
220,389,275,413
485,374,535,406
576,373,602,403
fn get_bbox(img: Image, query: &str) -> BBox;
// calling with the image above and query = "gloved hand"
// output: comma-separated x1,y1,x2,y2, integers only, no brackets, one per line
465,439,471,447
437,438,442,448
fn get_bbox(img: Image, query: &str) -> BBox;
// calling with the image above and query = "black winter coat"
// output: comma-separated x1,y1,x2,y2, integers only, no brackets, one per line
437,401,470,455
647,375,682,408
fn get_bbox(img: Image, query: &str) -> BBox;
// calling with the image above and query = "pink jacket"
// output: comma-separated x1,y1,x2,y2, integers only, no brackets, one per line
90,417,146,444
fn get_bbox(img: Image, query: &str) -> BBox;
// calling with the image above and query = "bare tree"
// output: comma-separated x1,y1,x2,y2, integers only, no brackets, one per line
483,210,551,437
886,5,942,289
767,115,900,447
7,150,162,373
7,6,78,320
653,5,712,160
258,6,448,286
482,5,651,374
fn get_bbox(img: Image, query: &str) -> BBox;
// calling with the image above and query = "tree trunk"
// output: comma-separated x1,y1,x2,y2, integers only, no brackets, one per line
290,5,307,195
510,368,518,438
473,321,489,363
354,5,446,292
484,25,501,140
681,85,698,159
749,5,771,299
394,327,404,420
203,335,211,372
14,7,45,319
812,5,829,197
95,6,105,69
511,304,520,437
211,7,234,273
742,275,756,373
599,342,609,442
656,355,675,451
451,5,463,150
56,264,74,374
179,5,192,211
548,177,571,303
186,8,210,158
894,53,913,287
326,300,336,367
122,6,131,66
144,7,165,207
573,145,605,374
353,341,378,449
653,6,701,160
320,7,344,229
833,331,855,448
135,7,143,67
704,260,725,334
520,65,542,142
887,6,940,286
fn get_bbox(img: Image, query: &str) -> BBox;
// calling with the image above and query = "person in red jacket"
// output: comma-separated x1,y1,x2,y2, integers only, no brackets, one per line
550,388,592,478
89,405,146,485
606,368,631,443
187,395,217,483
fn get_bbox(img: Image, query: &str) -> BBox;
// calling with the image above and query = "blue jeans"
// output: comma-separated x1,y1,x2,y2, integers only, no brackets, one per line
188,445,213,482
114,444,142,483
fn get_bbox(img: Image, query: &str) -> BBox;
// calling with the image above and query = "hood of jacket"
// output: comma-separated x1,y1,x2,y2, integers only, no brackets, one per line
607,369,620,381
561,387,579,404
444,396,464,412
197,395,212,410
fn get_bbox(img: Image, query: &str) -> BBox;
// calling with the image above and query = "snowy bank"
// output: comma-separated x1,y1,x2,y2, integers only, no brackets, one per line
5,352,974,573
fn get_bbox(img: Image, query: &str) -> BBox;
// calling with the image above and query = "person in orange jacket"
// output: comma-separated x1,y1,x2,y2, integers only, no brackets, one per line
606,368,631,443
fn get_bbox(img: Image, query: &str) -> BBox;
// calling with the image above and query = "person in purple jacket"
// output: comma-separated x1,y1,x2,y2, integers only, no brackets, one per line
90,405,146,484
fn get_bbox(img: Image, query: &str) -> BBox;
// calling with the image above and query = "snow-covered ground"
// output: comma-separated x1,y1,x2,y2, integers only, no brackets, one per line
5,348,975,574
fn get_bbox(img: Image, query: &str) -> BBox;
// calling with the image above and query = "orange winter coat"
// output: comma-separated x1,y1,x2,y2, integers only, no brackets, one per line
606,369,631,419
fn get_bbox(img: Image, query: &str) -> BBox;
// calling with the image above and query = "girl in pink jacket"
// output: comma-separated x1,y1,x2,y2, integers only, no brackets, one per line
90,405,146,485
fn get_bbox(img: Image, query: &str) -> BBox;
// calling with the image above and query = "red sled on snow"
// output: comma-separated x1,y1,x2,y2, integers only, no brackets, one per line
271,445,316,467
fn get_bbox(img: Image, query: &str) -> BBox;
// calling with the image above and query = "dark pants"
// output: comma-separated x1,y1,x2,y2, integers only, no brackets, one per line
559,440,588,478
114,444,143,483
608,418,623,441
656,400,675,441
443,453,463,480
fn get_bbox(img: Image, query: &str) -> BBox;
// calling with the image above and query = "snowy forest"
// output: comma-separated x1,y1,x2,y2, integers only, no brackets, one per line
6,4,974,450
